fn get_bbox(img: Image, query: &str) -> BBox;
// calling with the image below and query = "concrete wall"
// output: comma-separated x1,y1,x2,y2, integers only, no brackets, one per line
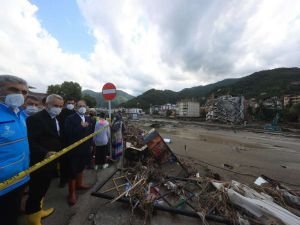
176,101,200,117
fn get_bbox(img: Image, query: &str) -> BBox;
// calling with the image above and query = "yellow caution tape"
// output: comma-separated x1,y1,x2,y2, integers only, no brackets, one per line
0,125,109,191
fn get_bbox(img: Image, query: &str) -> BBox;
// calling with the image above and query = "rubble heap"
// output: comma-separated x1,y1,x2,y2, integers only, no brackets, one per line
92,129,300,225
206,95,245,124
124,125,146,148
94,160,300,225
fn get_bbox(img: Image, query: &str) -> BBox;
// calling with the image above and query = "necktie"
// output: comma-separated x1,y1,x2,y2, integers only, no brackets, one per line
52,118,60,136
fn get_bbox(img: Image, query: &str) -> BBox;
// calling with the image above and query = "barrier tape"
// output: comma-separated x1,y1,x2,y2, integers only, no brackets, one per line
0,125,109,191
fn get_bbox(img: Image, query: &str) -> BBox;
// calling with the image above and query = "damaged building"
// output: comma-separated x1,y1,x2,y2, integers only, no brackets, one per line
176,100,200,117
206,95,245,124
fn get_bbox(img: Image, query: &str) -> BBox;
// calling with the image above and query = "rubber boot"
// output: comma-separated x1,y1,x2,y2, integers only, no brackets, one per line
75,172,90,190
26,211,42,225
40,198,55,219
68,179,77,205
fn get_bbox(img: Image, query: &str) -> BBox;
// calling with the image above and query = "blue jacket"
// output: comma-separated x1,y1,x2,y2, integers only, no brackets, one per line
0,103,30,196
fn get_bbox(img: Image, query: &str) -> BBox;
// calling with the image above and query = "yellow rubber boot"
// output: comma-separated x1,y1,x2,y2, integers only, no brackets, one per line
40,198,55,219
26,211,42,225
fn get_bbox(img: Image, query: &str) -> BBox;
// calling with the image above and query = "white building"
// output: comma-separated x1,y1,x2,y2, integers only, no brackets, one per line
176,100,200,117
126,108,143,119
161,103,176,111
284,95,300,107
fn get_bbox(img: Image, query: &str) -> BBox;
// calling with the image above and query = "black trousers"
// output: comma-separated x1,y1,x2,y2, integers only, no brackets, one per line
59,155,68,183
95,145,108,165
25,171,52,214
0,184,25,225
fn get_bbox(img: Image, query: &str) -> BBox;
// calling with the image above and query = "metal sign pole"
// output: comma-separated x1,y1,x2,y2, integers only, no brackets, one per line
109,100,112,159
108,100,111,121
102,82,117,162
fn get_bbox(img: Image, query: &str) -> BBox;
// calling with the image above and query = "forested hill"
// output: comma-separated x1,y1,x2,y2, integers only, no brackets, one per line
82,89,134,107
214,67,300,98
123,67,300,109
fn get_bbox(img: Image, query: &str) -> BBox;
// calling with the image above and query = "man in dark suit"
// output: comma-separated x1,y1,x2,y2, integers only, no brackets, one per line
64,100,93,205
57,97,76,188
25,94,64,225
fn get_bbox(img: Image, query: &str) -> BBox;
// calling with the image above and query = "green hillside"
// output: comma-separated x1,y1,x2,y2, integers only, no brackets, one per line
124,78,239,108
82,89,134,107
179,78,238,99
123,89,178,108
213,68,300,99
124,68,300,109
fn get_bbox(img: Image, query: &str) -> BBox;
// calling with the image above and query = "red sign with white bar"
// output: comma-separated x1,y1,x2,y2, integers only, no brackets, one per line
102,82,117,101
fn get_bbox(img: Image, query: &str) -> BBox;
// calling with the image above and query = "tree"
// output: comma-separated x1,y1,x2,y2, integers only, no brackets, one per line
60,81,82,100
47,81,82,100
47,84,62,96
284,103,300,122
82,94,97,107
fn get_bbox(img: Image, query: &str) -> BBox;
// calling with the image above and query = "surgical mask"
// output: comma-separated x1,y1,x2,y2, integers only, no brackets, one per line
4,94,24,109
48,107,62,117
25,105,39,115
78,107,86,115
66,104,74,110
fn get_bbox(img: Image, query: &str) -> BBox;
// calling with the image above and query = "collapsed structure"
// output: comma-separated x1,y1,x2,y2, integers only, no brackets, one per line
206,95,245,124
91,126,300,225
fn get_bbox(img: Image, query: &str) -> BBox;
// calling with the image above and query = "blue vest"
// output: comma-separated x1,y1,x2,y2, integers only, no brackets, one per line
0,103,30,196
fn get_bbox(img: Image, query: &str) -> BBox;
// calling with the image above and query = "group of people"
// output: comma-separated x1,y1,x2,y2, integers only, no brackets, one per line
0,75,125,225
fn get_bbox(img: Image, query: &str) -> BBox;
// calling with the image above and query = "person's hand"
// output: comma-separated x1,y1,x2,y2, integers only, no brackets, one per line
81,121,89,127
45,151,56,158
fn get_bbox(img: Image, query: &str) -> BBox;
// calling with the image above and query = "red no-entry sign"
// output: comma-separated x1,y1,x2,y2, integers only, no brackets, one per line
102,82,117,101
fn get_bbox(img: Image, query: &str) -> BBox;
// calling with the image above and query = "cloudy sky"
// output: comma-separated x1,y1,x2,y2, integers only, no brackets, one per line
1,0,300,95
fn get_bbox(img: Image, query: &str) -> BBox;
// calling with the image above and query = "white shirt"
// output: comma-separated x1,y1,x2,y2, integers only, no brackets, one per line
78,113,85,122
48,113,60,135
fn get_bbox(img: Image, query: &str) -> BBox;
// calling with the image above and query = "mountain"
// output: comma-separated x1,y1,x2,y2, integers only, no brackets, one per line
213,68,300,99
82,89,134,107
122,89,178,108
124,67,300,109
178,78,238,101
124,78,239,108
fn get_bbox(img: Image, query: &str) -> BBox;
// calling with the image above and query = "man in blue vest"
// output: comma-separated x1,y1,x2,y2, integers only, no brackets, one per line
0,75,30,225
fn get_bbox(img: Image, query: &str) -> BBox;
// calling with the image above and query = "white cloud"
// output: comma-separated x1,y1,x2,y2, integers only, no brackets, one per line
0,0,300,96
0,0,91,92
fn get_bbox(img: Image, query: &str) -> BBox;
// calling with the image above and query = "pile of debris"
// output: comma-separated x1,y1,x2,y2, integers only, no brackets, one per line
124,125,146,148
93,165,300,224
92,129,300,225
206,95,245,124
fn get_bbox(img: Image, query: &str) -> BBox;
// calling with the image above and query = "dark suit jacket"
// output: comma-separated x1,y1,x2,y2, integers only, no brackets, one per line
57,108,76,129
63,113,93,177
64,113,93,157
26,109,63,167
57,108,76,147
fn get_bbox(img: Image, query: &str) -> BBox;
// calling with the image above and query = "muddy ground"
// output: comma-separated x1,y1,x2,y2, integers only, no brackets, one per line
21,117,300,225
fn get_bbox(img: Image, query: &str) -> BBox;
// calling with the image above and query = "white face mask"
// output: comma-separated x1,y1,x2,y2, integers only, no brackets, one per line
78,107,86,115
48,107,62,117
66,103,74,110
5,94,24,109
25,105,39,115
